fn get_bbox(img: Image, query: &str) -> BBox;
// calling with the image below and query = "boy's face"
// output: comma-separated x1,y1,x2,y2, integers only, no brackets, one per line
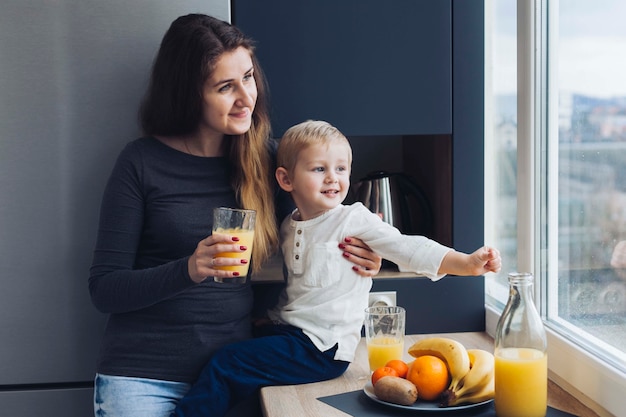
280,142,352,221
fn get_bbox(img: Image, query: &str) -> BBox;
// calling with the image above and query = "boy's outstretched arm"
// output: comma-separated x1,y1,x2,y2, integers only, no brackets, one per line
438,246,502,276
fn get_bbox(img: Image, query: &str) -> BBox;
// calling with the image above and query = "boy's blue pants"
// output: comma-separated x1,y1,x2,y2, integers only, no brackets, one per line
172,324,349,417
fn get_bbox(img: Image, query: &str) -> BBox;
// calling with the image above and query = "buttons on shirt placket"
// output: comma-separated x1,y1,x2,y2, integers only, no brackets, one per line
293,228,304,274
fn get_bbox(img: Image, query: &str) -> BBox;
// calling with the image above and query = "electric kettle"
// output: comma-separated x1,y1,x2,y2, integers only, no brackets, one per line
351,171,433,236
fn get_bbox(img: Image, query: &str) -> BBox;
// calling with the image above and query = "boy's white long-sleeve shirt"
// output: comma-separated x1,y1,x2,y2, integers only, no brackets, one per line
267,202,452,362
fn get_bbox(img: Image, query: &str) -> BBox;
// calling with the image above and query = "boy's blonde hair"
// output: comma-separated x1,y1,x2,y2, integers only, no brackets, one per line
277,120,352,173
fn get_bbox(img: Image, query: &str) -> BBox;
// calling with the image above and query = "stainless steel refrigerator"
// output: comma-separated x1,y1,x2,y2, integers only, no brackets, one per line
0,1,228,416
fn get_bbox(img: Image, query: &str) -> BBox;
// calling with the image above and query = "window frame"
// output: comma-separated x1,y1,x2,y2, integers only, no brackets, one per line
485,1,626,415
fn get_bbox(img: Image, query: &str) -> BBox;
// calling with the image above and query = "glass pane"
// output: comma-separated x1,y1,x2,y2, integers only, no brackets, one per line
551,0,626,368
485,0,517,306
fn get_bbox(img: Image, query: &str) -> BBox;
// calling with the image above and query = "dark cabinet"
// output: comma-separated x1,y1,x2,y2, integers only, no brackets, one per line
243,0,486,333
371,276,485,335
233,0,451,137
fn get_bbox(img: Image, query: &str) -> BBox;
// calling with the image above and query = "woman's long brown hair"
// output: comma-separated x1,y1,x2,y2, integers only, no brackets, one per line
139,14,279,272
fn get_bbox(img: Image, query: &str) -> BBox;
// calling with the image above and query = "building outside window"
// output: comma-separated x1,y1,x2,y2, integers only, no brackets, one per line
485,1,626,414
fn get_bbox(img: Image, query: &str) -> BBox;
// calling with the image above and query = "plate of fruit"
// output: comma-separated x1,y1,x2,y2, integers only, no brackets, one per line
364,337,494,411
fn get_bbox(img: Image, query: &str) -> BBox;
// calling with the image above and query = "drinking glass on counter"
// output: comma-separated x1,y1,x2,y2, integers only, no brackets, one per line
364,306,406,372
212,207,256,284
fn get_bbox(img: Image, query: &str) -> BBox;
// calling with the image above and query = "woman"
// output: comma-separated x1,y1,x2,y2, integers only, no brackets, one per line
88,14,381,417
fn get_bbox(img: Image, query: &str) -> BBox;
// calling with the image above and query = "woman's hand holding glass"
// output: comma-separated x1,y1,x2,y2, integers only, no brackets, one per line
187,233,249,283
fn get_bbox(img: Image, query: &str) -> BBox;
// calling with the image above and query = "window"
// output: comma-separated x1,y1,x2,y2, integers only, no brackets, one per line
485,1,626,415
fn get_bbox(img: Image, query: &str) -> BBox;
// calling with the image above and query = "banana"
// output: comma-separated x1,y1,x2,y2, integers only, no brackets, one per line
407,337,470,391
456,349,495,396
439,349,495,406
442,372,494,407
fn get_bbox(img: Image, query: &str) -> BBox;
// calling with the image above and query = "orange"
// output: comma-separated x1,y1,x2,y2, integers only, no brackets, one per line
371,366,398,385
385,359,409,379
406,355,450,401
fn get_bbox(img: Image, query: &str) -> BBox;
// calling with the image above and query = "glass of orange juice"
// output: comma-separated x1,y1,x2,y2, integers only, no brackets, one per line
212,207,256,284
364,306,405,371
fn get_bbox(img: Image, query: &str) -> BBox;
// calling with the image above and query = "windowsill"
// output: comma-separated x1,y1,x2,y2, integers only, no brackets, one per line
486,305,624,417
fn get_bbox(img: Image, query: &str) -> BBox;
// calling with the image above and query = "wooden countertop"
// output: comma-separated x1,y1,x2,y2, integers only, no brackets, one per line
260,332,599,417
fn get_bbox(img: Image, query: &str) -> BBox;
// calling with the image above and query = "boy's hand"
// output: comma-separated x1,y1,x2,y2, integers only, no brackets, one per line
440,246,502,276
469,246,502,275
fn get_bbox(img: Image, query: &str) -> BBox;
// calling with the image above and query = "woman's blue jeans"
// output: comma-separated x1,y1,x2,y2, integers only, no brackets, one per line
172,324,349,417
94,373,191,417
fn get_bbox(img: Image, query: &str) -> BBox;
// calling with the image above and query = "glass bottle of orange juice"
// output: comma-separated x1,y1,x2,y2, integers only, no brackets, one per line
494,273,547,417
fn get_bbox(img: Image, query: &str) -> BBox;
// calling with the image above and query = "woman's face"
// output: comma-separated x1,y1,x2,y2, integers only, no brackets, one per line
200,47,258,138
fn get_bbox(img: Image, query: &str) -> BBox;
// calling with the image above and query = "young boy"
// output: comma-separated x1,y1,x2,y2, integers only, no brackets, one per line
172,120,501,417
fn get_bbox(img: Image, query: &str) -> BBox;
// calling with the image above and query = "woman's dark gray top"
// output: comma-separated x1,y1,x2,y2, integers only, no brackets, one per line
89,137,291,382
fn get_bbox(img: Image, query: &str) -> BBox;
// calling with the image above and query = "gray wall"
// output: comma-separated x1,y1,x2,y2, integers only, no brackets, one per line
0,1,228,415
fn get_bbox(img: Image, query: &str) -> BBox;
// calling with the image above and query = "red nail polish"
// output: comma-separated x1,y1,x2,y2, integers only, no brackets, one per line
232,237,240,242
241,259,248,264
240,245,247,251
343,252,350,258
233,272,240,276
338,243,346,249
352,266,359,271
344,237,352,243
